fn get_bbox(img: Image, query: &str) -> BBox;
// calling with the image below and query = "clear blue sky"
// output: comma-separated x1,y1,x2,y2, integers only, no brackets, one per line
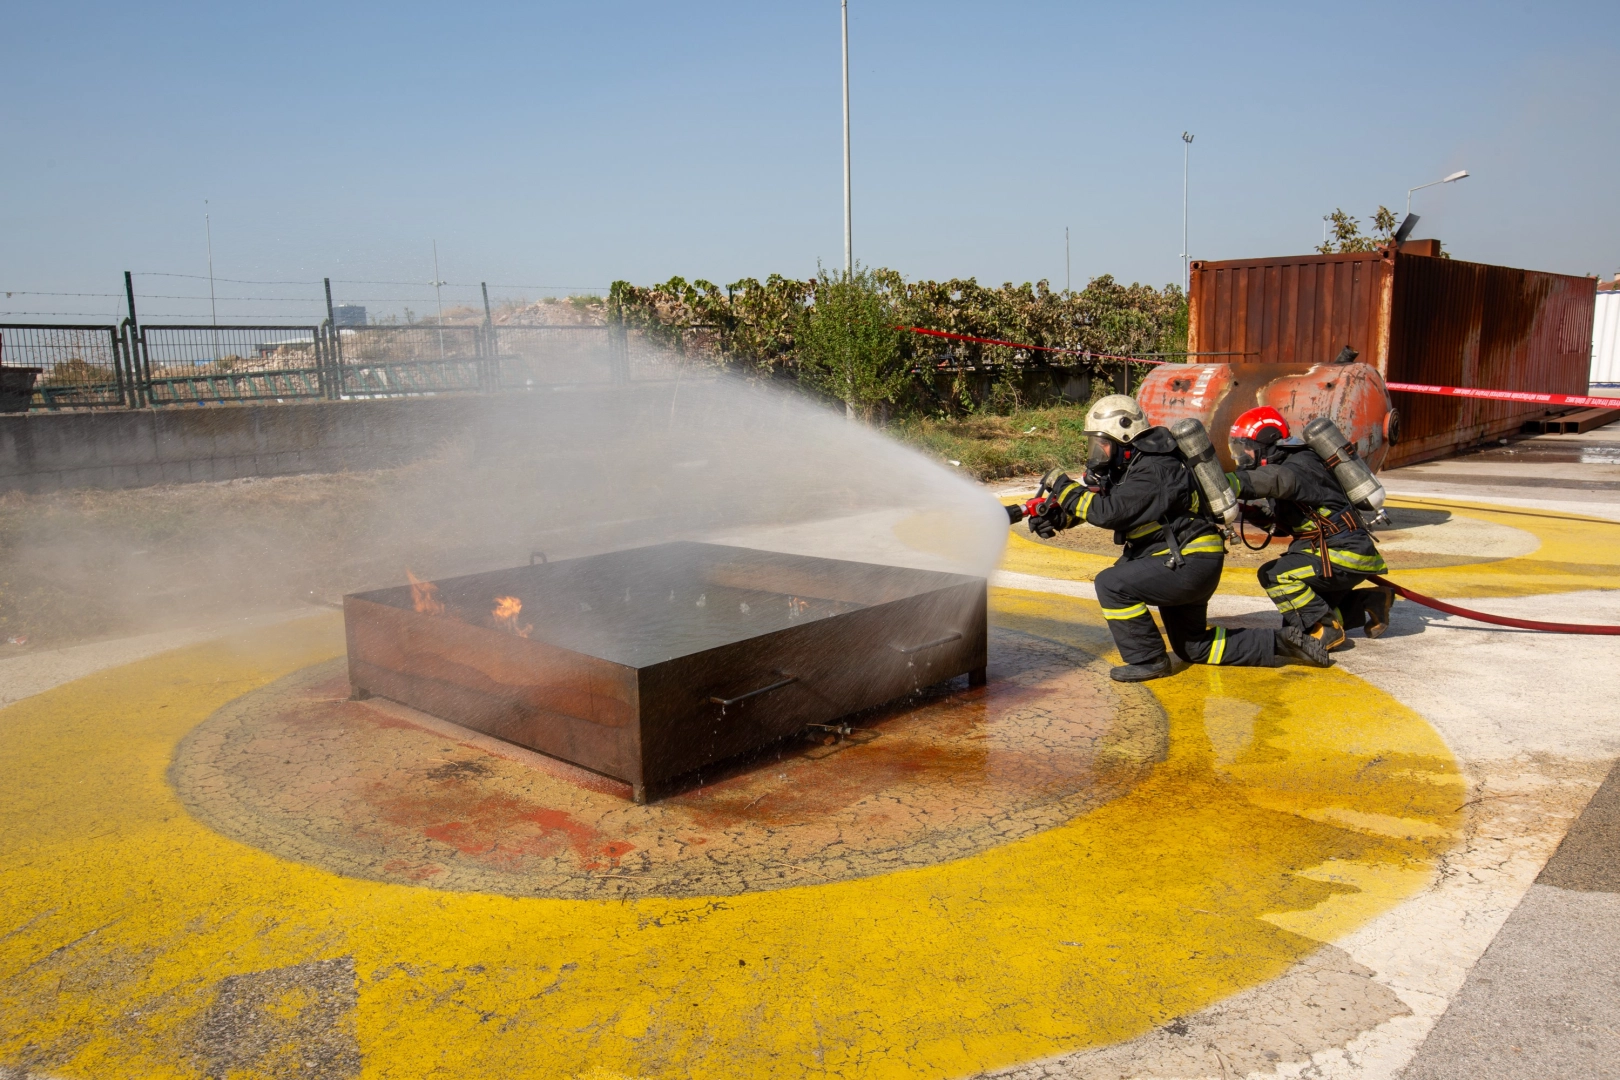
4,1,1617,323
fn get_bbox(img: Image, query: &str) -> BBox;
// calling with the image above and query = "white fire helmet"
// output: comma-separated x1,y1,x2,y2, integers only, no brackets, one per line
1083,394,1148,444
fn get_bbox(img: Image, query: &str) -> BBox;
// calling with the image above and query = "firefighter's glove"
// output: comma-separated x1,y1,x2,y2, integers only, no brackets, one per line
1027,500,1062,538
1239,503,1276,530
1027,471,1086,537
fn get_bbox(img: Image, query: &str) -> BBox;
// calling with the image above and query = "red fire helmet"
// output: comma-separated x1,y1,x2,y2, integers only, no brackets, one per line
1229,406,1290,444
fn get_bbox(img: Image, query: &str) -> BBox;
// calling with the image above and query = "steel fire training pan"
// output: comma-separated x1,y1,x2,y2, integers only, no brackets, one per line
344,541,987,802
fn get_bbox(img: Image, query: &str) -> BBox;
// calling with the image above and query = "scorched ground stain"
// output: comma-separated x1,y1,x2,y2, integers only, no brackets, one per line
168,628,1164,899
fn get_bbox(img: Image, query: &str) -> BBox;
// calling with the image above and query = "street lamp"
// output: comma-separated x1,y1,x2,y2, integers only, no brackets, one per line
1181,132,1194,292
1407,169,1469,216
841,0,852,277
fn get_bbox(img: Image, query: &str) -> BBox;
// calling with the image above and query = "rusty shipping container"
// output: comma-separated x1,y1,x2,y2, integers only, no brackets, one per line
1187,248,1598,466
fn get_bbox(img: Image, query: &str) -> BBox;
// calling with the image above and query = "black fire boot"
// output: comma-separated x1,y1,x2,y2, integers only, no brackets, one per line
1308,615,1347,652
1110,654,1173,683
1363,587,1396,639
1275,625,1334,668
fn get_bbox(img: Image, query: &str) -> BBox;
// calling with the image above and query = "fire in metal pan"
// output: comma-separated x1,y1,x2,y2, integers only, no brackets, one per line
344,542,987,802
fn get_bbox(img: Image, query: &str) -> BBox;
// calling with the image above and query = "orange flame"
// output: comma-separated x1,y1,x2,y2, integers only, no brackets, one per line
492,595,533,638
406,569,444,616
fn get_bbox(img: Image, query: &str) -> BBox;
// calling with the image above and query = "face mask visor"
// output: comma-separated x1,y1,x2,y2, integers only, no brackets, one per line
1230,436,1263,470
1085,435,1118,473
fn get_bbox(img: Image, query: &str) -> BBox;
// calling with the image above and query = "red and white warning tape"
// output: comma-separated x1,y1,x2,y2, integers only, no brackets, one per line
1384,382,1620,410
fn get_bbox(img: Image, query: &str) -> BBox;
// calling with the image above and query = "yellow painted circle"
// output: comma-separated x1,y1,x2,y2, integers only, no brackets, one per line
1,594,1462,1079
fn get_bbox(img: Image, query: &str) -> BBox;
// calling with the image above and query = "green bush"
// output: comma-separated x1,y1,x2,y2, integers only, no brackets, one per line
607,267,1186,419
794,265,908,420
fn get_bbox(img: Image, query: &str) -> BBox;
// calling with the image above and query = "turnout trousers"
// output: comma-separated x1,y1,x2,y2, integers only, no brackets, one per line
1257,545,1388,630
1094,553,1273,667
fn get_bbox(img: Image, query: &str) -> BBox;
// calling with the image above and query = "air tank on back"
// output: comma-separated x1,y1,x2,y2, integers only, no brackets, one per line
1169,417,1239,531
1303,417,1386,511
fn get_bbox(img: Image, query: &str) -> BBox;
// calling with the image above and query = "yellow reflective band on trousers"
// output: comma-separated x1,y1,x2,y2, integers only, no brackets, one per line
1127,521,1162,540
1208,626,1228,665
1265,581,1318,614
1101,602,1151,621
1277,564,1320,584
1147,534,1227,559
1304,547,1389,574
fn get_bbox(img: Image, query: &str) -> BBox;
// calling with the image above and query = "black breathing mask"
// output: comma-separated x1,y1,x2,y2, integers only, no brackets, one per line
1230,430,1285,470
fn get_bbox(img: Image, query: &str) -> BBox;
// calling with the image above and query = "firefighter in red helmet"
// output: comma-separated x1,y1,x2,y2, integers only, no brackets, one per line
1226,406,1395,650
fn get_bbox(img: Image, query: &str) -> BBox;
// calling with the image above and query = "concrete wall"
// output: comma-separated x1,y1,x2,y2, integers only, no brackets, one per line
0,398,492,493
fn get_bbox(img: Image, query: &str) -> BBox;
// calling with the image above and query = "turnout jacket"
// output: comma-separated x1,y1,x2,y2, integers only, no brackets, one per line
1063,427,1223,561
1230,444,1386,575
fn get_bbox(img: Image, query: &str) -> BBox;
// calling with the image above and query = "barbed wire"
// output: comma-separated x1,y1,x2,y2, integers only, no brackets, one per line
136,315,328,321
134,272,325,285
5,280,611,322
131,294,323,303
331,279,606,290
133,271,606,291
1,290,124,298
1,311,128,318
3,311,322,320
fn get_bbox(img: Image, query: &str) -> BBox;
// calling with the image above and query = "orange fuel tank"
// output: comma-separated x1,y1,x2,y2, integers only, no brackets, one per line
1137,361,1397,472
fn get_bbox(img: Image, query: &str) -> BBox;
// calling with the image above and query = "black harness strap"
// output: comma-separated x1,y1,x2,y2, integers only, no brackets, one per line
1159,517,1185,570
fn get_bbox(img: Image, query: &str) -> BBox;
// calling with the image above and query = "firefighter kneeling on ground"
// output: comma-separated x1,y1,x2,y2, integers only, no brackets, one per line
1225,406,1395,651
1022,395,1332,683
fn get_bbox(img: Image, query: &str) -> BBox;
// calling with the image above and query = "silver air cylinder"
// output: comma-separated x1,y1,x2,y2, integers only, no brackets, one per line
1170,417,1239,528
1303,416,1386,511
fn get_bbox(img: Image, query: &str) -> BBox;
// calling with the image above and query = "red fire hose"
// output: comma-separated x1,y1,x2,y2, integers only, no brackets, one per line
1367,576,1620,636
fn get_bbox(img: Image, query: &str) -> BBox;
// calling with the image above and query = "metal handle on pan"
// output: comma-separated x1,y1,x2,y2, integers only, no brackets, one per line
891,631,963,655
709,674,798,708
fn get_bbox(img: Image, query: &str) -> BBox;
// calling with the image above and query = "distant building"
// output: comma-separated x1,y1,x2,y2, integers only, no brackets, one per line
1594,291,1620,387
332,305,367,327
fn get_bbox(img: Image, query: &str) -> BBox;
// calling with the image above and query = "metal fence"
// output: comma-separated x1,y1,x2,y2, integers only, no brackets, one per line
339,325,489,397
0,323,132,409
0,318,627,412
141,324,330,404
